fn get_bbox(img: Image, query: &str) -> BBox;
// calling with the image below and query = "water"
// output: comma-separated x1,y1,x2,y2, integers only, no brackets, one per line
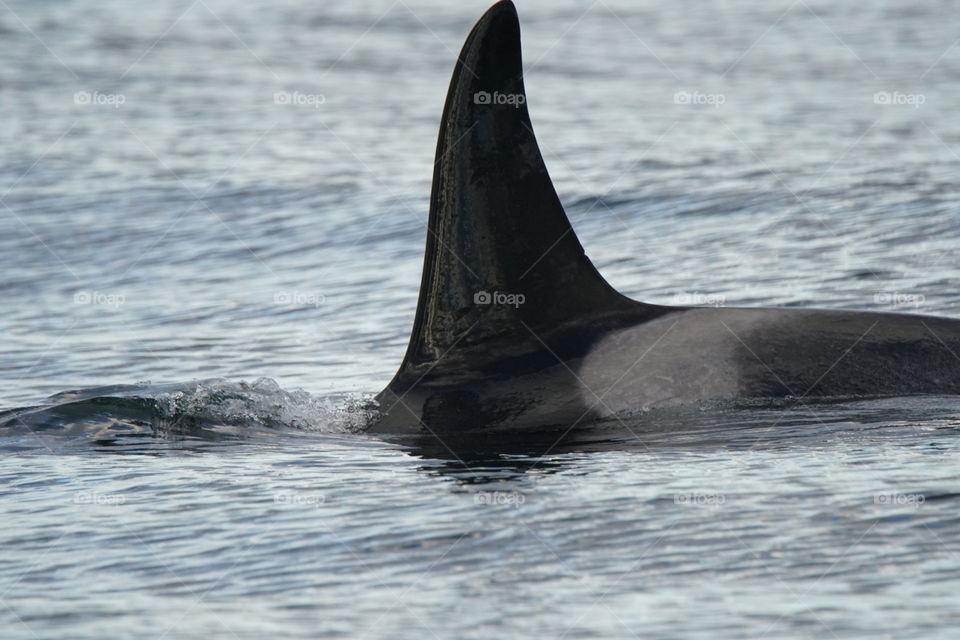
2,0,960,637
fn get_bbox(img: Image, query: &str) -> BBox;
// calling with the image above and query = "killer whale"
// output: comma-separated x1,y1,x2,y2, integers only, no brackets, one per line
371,0,960,433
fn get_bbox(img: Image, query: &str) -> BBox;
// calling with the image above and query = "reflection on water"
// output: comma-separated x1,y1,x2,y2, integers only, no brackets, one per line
3,398,960,639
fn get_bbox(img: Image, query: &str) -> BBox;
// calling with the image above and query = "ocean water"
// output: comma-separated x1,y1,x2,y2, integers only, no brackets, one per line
2,0,960,637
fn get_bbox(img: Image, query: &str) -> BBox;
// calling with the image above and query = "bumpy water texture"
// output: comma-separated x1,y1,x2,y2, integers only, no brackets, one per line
2,0,960,637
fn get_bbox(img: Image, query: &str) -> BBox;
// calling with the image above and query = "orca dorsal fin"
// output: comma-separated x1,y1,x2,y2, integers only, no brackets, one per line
388,1,654,393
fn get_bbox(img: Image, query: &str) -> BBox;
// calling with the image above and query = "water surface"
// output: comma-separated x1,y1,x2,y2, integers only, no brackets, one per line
2,0,960,637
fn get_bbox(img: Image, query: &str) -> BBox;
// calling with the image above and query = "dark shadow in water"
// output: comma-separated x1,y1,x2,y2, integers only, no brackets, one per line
378,428,598,483
377,396,960,484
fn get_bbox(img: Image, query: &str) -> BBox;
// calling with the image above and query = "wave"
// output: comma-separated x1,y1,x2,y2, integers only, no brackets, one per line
0,378,377,448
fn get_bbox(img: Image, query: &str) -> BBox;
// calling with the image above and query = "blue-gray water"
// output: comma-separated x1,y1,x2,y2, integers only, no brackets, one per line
2,0,960,638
